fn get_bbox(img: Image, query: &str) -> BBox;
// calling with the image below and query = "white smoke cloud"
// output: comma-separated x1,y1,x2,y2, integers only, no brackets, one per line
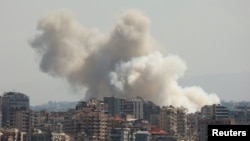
30,9,220,112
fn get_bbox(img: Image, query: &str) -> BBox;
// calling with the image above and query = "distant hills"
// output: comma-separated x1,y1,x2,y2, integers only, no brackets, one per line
30,101,77,112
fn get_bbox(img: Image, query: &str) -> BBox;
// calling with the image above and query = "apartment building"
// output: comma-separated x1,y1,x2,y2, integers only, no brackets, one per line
110,128,130,141
176,107,187,136
1,92,30,128
12,110,31,133
123,97,145,120
198,118,232,141
229,106,250,125
104,96,124,116
66,100,108,141
201,104,229,119
159,106,177,136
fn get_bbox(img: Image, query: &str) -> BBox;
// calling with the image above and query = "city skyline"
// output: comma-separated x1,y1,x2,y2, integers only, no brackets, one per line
0,1,249,106
1,91,246,141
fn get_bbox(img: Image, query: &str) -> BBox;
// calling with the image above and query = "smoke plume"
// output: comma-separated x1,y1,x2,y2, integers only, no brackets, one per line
30,9,220,112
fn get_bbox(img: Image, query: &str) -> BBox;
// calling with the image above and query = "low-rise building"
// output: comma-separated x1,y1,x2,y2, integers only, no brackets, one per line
134,130,151,141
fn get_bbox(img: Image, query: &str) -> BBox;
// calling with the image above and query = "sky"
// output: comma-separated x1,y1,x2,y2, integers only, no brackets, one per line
0,0,249,106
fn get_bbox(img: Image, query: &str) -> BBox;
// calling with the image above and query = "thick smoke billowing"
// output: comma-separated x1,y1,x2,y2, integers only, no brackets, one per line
30,9,220,112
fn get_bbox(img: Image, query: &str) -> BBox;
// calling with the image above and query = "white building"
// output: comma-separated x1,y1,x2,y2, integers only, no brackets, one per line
132,97,144,120
123,97,145,120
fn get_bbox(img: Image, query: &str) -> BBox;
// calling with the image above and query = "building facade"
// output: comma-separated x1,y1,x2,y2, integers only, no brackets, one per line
1,92,30,128
201,104,229,119
159,106,177,136
104,96,124,116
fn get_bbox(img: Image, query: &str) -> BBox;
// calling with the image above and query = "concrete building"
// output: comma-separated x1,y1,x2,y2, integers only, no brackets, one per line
12,110,31,133
186,112,201,139
134,130,151,141
88,98,108,113
143,101,160,122
149,114,159,127
51,132,70,141
110,128,130,141
159,106,177,136
86,111,108,141
229,106,250,125
1,92,30,128
63,110,78,136
75,101,88,111
196,104,230,140
149,126,167,141
201,104,229,120
104,96,124,116
197,118,232,141
31,130,70,141
123,97,144,120
132,97,144,120
70,100,109,141
176,107,187,136
30,111,43,130
31,129,51,141
123,100,134,119
0,128,28,141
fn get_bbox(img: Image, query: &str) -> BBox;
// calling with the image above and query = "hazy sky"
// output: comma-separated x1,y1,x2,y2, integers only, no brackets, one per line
0,0,249,106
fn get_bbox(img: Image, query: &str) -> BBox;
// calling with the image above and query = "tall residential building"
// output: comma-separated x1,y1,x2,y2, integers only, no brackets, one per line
72,111,108,141
198,118,232,141
197,104,230,141
123,97,144,120
87,111,108,140
30,111,41,130
186,112,201,138
201,104,229,119
1,92,30,128
104,96,124,116
123,100,134,118
67,100,109,141
149,114,159,127
159,106,177,136
176,107,187,136
12,110,31,133
132,97,144,120
110,128,130,141
143,101,160,121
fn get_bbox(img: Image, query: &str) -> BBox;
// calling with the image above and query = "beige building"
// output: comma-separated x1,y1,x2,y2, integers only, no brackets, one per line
0,128,27,141
87,111,108,141
68,109,108,141
176,107,187,136
51,132,70,141
12,110,31,133
160,106,177,136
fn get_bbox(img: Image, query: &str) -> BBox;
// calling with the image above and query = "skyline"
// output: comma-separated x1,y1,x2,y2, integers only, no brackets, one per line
0,0,249,106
